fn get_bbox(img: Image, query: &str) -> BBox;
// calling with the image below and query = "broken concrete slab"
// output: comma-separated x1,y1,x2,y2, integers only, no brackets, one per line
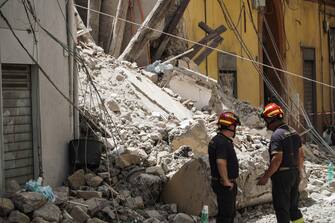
142,70,159,83
13,192,47,214
161,158,216,216
0,198,14,217
171,119,210,155
33,203,61,222
118,67,192,120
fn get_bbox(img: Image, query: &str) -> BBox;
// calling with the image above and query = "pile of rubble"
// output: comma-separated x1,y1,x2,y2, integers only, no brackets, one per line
1,41,334,223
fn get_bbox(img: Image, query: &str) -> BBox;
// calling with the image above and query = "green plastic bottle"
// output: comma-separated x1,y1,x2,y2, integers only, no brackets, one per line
327,161,334,183
200,205,208,223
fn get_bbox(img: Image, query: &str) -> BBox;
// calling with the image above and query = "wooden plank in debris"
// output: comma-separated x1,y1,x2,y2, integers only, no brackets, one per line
108,0,130,57
153,0,191,60
119,0,174,62
194,35,223,65
186,25,226,59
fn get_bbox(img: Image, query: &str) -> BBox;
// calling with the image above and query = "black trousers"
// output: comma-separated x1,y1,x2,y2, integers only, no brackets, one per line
271,169,303,223
211,180,237,223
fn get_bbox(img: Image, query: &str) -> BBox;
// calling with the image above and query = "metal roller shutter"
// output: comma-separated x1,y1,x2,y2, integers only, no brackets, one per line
2,64,34,186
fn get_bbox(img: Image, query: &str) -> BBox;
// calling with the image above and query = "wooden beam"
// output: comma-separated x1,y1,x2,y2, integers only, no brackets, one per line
74,6,93,43
108,0,129,57
153,0,190,61
185,25,226,59
193,36,223,65
198,21,214,33
88,0,101,44
99,0,117,51
119,0,175,62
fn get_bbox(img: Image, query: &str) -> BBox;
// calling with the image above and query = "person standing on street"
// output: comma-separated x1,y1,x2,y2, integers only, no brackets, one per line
257,103,305,223
208,111,240,223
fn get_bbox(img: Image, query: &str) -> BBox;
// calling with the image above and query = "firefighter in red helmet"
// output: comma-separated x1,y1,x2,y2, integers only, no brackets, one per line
208,111,240,223
258,103,305,223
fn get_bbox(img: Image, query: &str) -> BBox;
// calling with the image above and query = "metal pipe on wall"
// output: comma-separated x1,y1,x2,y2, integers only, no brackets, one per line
67,0,80,139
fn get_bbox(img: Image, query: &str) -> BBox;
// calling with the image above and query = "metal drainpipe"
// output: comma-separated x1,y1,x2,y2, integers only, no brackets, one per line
0,45,4,191
204,0,208,76
67,0,80,139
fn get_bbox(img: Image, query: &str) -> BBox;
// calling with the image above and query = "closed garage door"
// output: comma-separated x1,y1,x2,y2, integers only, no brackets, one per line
2,64,34,186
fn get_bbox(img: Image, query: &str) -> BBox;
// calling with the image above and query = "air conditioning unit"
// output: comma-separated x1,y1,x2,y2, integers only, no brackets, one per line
252,0,266,9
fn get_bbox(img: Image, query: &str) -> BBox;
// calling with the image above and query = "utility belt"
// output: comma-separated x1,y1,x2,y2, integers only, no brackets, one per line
211,176,237,183
277,166,298,172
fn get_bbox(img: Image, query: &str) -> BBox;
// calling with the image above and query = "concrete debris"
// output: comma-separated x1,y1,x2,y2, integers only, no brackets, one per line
13,192,47,214
0,198,14,217
70,206,90,223
30,217,49,223
115,147,148,168
105,99,120,113
53,186,69,205
87,218,108,223
8,210,30,223
33,202,61,222
161,158,216,216
171,119,210,155
68,169,86,190
172,213,195,223
38,40,334,223
85,173,104,187
77,191,102,200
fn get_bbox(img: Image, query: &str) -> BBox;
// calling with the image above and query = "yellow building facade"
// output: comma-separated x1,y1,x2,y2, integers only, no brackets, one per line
184,0,335,132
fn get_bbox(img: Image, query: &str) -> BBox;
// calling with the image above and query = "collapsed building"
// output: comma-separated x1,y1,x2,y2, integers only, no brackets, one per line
0,0,335,223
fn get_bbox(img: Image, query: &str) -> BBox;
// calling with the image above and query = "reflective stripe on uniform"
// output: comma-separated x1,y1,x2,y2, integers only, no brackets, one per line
292,217,304,223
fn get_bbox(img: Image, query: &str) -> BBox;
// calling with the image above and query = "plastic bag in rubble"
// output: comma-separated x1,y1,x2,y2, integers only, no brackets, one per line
25,177,55,202
145,60,173,74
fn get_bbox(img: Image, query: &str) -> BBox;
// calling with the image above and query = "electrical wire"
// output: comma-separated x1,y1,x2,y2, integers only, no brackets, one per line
74,3,335,90
0,0,10,9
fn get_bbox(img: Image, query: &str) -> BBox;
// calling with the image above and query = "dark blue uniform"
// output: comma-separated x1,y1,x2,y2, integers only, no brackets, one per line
208,133,238,223
269,125,303,223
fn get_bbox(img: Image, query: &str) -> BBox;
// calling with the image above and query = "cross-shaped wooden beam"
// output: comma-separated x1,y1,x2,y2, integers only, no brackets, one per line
185,22,226,65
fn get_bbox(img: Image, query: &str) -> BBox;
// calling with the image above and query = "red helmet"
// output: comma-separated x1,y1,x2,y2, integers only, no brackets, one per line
261,103,284,119
218,112,241,127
